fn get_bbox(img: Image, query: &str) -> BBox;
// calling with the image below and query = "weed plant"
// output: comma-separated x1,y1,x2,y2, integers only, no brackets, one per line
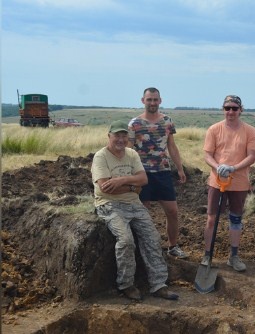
58,195,95,215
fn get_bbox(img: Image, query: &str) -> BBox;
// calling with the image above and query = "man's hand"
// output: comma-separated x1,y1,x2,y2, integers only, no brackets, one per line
101,177,125,193
134,186,142,194
217,164,235,177
178,170,186,184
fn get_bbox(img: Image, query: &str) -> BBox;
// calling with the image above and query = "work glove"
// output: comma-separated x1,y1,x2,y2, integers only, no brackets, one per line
217,164,235,178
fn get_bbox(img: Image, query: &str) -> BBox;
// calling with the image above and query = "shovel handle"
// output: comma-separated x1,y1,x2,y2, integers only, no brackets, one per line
216,174,232,192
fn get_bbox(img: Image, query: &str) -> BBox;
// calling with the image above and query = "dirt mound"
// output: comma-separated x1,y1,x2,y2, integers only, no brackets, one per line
1,155,255,333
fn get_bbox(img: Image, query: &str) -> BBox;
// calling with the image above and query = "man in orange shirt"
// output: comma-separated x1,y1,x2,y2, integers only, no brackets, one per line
201,95,255,271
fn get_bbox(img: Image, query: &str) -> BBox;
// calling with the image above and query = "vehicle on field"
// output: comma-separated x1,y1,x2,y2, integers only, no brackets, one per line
52,118,83,128
17,90,50,127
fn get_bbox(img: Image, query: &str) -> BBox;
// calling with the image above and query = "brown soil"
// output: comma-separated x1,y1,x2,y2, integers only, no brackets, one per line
1,155,255,334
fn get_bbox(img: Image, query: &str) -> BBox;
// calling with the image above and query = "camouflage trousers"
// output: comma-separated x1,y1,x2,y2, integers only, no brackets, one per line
96,201,168,292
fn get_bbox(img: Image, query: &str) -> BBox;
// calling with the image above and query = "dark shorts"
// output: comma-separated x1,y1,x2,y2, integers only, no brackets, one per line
207,186,248,215
139,171,176,202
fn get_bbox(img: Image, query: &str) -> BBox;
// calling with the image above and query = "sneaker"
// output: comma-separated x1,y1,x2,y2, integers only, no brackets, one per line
201,255,210,266
167,245,188,259
153,287,179,300
227,255,246,272
121,286,141,301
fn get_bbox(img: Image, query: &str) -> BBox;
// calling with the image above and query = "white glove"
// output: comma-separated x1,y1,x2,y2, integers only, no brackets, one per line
217,164,235,177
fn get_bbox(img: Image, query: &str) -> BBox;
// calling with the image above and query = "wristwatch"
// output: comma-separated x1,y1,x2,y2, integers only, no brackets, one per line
129,185,136,192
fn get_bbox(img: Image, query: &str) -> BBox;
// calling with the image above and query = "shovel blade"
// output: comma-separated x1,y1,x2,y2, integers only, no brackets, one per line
194,264,218,294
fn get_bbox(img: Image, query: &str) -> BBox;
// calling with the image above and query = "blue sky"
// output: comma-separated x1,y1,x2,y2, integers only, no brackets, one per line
2,0,255,108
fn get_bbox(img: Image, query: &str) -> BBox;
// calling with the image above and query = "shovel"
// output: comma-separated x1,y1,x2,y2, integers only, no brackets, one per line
195,175,232,294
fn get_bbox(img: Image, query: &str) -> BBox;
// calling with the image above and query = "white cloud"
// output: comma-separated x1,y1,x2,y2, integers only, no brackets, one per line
13,0,119,9
4,31,255,76
176,0,255,18
178,0,230,11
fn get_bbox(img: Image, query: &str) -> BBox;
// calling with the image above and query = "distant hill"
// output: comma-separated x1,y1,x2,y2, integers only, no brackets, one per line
2,104,19,117
1,104,123,117
2,103,255,118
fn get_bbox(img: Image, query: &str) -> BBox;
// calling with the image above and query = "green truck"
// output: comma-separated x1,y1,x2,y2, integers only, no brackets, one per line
17,90,50,127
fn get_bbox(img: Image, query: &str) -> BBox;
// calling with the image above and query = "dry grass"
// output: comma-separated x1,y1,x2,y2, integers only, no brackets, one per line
244,193,255,217
175,127,210,173
1,124,249,176
2,124,108,172
2,124,208,173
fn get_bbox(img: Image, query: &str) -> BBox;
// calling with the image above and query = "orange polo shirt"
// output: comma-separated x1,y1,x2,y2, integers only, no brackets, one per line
204,120,255,191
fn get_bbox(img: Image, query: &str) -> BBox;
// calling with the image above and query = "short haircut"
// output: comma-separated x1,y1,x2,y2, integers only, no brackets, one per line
143,87,160,97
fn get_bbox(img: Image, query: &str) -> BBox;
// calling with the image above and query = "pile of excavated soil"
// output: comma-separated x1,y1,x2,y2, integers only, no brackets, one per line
1,155,255,333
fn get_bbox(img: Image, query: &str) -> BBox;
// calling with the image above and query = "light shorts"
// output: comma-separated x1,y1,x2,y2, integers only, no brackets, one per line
139,171,176,202
207,186,248,215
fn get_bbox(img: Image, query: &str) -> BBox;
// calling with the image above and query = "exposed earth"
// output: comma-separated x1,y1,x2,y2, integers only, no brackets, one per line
1,155,255,334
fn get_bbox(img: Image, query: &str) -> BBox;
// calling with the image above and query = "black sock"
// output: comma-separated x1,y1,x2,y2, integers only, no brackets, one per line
231,246,238,257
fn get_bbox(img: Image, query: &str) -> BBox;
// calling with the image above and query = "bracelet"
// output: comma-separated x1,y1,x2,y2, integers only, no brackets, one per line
129,185,136,192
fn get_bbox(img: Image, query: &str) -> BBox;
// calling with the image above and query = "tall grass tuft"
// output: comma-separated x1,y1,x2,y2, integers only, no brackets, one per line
175,127,209,172
2,136,23,154
244,193,255,217
21,134,47,154
176,127,206,141
2,127,50,155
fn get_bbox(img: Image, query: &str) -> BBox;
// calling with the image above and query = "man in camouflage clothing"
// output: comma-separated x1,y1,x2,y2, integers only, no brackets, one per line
128,87,187,259
91,120,179,301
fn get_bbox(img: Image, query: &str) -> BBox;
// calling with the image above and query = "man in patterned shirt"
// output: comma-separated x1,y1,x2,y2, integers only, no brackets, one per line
128,87,188,259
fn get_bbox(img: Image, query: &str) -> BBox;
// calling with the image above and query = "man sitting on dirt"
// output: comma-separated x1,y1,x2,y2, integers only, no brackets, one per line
91,120,179,301
201,95,255,271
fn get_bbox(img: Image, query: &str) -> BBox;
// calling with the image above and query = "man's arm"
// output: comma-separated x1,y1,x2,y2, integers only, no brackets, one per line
167,134,186,183
205,151,218,170
127,121,135,148
97,171,147,194
232,148,255,171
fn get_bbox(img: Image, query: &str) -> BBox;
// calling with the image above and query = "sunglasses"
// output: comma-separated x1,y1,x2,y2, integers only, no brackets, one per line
223,106,239,111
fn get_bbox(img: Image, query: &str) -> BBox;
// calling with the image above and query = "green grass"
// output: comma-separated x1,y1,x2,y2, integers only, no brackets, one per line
2,136,23,154
56,195,95,215
2,131,50,155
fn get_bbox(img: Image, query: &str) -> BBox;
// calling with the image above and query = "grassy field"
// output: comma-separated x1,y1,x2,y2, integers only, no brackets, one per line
3,107,255,128
2,108,255,173
2,111,255,215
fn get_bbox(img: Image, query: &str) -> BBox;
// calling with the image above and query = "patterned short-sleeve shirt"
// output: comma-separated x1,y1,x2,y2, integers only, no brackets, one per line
128,115,176,172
